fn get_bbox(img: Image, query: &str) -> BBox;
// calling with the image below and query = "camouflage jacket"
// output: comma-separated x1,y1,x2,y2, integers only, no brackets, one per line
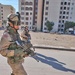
0,26,23,57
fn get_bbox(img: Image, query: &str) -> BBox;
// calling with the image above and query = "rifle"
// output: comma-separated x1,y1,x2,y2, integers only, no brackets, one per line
22,43,39,62
15,41,39,62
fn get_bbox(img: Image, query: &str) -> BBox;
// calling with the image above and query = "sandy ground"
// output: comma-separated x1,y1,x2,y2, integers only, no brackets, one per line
0,30,75,48
29,31,75,48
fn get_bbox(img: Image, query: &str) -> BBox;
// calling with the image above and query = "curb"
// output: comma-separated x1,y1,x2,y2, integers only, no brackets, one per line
33,44,75,52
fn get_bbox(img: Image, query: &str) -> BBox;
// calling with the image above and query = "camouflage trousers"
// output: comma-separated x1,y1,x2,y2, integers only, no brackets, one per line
7,57,27,75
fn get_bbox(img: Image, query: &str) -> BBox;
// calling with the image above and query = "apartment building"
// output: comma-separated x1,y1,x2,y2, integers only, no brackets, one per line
43,0,75,33
58,0,75,33
19,0,75,32
0,3,15,27
19,0,34,30
19,0,43,31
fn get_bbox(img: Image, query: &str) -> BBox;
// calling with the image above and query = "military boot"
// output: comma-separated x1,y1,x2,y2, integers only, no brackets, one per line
11,73,14,75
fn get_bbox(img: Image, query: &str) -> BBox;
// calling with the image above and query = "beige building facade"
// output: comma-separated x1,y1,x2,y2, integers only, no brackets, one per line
43,0,75,33
19,0,43,31
0,3,15,27
19,0,75,32
19,0,34,30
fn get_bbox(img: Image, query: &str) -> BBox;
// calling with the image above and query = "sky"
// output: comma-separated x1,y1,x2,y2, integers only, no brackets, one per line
0,0,18,11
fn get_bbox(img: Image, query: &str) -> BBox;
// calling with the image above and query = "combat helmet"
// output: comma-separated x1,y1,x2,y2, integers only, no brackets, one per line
7,12,20,26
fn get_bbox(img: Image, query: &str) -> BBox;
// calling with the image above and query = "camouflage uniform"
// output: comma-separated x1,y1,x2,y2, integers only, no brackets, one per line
21,28,31,43
0,26,27,75
21,27,35,56
0,13,27,75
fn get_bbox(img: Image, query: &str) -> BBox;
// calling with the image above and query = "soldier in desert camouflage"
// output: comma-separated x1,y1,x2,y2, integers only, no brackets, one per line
0,12,28,75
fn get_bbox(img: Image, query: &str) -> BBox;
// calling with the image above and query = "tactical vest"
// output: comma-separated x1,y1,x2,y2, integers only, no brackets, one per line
7,26,22,50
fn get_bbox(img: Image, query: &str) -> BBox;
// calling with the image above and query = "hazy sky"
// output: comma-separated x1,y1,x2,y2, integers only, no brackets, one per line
0,0,18,11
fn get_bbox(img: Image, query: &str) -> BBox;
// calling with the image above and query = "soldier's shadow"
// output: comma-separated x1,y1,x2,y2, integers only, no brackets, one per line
34,53,75,73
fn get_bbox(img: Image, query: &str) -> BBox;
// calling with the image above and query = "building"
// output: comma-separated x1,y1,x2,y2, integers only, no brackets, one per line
19,0,43,31
43,0,75,33
58,0,75,33
19,0,34,30
33,0,43,31
0,3,15,27
19,0,75,32
42,0,61,32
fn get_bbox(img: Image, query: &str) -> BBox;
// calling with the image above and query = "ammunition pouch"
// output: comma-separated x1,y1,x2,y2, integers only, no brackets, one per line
8,42,22,50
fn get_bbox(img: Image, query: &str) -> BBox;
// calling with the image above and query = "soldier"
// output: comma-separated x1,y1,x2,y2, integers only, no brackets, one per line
21,26,31,43
0,12,28,75
21,26,36,56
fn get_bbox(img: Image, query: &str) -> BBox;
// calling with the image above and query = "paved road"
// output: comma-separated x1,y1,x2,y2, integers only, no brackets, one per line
0,49,75,75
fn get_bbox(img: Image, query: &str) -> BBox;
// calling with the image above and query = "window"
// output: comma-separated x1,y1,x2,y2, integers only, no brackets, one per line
36,2,38,5
26,12,29,15
60,7,63,10
2,17,3,19
71,7,73,10
21,22,24,24
64,7,66,10
60,11,62,14
66,16,68,19
21,2,24,5
67,7,70,10
72,3,74,5
35,21,37,23
30,17,31,20
21,12,24,15
61,25,64,27
63,11,65,14
35,12,37,14
64,2,67,5
62,20,64,23
25,7,29,10
46,7,48,10
71,12,72,14
58,29,60,31
58,25,60,27
59,16,62,19
44,27,47,30
26,22,28,25
25,2,28,5
45,17,47,20
1,13,3,15
61,2,63,5
30,7,32,10
63,16,65,19
29,2,33,5
35,16,37,19
21,17,24,20
45,12,48,15
30,22,31,24
21,7,24,10
35,7,38,10
68,2,70,5
26,17,28,20
61,29,64,31
59,20,61,23
46,1,49,4
67,12,69,15
70,17,72,19
30,13,32,15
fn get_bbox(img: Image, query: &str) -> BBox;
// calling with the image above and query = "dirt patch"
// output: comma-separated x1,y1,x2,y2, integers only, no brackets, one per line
30,32,75,48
